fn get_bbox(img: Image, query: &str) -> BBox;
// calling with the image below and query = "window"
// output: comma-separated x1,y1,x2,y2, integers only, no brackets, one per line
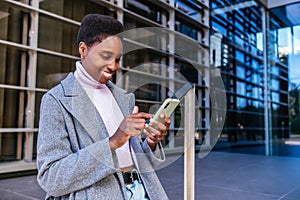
124,0,167,24
174,59,198,84
175,20,198,40
175,0,203,22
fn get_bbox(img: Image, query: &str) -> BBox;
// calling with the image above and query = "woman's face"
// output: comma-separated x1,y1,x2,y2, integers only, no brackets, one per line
79,36,122,84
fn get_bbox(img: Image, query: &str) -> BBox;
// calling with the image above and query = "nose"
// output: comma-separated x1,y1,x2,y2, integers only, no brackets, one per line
107,59,120,71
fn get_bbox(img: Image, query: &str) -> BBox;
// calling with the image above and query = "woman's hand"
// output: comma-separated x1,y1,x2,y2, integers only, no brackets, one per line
109,106,151,150
143,114,171,151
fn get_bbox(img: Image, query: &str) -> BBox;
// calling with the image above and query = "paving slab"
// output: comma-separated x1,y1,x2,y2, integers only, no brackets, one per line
0,152,299,200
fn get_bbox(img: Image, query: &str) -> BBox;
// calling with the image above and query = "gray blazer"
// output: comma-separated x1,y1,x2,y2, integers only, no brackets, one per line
37,73,169,200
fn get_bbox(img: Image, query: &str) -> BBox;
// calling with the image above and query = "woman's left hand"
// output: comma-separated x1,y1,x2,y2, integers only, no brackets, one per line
143,114,171,151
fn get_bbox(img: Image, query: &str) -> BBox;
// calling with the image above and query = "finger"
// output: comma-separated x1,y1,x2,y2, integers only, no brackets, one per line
147,125,165,139
132,106,139,114
160,114,171,126
130,112,152,119
143,128,157,140
143,127,154,136
135,121,147,131
131,128,143,137
149,119,166,132
144,124,156,136
126,118,147,131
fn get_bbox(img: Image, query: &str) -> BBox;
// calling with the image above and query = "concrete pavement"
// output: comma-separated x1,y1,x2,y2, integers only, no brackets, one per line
0,151,300,200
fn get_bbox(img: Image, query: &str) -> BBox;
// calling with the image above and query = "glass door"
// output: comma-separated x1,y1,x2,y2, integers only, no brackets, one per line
268,2,300,157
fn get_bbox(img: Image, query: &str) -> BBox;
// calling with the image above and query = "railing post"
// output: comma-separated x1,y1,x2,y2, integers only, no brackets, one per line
184,86,195,200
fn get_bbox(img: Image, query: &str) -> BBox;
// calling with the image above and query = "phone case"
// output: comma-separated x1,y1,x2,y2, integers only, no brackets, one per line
152,98,180,124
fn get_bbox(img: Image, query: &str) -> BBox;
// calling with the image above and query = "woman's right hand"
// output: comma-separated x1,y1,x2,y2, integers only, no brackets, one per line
109,106,151,150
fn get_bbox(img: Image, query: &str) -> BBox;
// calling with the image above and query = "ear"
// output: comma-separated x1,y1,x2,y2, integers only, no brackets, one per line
78,42,88,58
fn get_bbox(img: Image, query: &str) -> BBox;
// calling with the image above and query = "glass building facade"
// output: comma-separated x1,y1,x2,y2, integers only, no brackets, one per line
211,0,300,157
0,0,211,173
0,0,300,173
211,0,266,150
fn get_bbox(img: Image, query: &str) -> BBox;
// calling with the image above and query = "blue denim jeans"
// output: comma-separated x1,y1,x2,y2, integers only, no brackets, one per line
125,180,149,200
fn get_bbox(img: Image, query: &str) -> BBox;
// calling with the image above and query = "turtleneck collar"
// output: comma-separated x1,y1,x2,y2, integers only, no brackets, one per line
74,61,106,89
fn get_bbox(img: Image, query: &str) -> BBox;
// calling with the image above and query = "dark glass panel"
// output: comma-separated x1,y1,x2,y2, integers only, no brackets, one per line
0,44,28,86
124,0,167,24
175,19,198,40
174,59,198,84
123,48,169,76
36,53,76,89
0,1,29,44
0,88,26,128
38,14,79,55
40,0,114,22
175,0,203,21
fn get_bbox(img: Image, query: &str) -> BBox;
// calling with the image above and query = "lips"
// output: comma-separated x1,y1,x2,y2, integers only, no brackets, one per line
98,67,116,83
103,70,115,80
104,71,112,78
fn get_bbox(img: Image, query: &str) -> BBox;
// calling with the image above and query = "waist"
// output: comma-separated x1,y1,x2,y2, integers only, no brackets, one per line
122,168,139,185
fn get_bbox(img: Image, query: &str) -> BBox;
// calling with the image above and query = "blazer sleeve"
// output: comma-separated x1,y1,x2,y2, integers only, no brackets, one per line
141,139,166,167
36,93,118,197
128,93,166,168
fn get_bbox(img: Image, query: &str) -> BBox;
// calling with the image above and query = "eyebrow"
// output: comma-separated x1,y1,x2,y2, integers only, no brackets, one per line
100,50,122,57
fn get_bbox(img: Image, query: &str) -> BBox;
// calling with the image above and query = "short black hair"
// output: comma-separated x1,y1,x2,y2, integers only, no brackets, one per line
76,14,124,48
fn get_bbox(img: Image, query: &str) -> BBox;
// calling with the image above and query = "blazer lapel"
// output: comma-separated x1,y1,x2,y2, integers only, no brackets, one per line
59,73,108,142
107,81,135,116
58,74,135,143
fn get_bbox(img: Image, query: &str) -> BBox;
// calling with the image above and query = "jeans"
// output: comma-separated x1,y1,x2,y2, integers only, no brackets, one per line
125,180,149,200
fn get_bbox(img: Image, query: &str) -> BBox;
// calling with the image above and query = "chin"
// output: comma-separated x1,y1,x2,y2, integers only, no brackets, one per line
99,79,109,84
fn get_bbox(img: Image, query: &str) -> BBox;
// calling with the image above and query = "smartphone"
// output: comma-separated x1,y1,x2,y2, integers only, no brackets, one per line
150,98,180,125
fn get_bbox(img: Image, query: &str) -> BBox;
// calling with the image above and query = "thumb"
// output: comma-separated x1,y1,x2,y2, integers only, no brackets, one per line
132,106,139,114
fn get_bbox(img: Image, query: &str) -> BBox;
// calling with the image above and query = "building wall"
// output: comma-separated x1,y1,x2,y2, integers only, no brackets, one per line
1,0,300,173
211,0,300,156
211,1,270,148
0,0,210,172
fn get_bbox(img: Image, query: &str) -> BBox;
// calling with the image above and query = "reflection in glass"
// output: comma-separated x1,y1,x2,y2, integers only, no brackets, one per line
0,88,25,128
265,2,300,156
124,0,166,24
134,83,162,102
123,48,168,76
0,44,28,86
211,0,266,151
175,20,198,40
39,0,114,22
0,1,29,44
0,132,25,161
175,0,203,21
36,53,76,89
39,14,79,55
174,59,198,84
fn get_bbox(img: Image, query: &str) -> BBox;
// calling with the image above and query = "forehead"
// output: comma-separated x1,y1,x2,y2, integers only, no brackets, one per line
93,36,122,53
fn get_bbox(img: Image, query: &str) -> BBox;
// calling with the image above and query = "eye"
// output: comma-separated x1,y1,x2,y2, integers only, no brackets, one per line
115,57,122,63
101,55,112,60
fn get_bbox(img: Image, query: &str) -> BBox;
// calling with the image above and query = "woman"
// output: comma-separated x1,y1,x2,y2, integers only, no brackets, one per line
37,14,170,199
